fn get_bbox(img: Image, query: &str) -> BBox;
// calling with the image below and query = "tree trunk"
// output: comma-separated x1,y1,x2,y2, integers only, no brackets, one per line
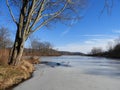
8,32,25,65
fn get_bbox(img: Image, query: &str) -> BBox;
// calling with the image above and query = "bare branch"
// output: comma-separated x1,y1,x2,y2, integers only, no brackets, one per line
100,0,114,17
31,1,68,33
6,0,18,25
24,0,36,36
29,0,46,30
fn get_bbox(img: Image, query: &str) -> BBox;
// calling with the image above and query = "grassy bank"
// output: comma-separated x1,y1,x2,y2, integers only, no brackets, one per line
0,57,40,90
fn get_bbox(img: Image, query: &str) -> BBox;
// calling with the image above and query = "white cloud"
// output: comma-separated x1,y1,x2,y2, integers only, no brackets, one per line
80,34,106,37
55,37,116,54
84,41,95,44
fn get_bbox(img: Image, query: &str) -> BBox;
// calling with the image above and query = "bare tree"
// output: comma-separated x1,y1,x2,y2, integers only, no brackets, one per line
107,41,113,52
0,27,12,48
31,39,40,50
90,47,103,55
40,41,53,55
5,0,87,65
43,42,53,49
30,37,53,55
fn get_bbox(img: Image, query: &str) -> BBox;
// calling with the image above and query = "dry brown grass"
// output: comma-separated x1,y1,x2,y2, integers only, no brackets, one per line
0,55,9,66
22,56,40,64
0,49,10,66
26,56,40,64
0,49,10,57
0,60,35,90
0,49,40,90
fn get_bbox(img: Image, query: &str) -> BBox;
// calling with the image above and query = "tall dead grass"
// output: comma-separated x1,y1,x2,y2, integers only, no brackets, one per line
0,49,40,90
0,49,10,66
0,60,35,90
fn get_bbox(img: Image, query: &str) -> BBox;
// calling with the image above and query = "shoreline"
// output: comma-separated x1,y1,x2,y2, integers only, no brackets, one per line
0,56,40,90
6,74,33,90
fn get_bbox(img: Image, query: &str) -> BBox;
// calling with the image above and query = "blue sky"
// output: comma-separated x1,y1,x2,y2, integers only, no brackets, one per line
0,0,120,53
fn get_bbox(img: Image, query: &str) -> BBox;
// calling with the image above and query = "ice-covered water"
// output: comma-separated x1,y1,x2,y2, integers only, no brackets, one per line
39,55,120,77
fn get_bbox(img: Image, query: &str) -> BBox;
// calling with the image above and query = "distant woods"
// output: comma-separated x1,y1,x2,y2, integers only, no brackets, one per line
90,47,103,55
89,38,120,59
25,38,60,56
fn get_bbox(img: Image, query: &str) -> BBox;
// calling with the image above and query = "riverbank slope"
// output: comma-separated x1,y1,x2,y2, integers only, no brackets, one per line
0,57,40,90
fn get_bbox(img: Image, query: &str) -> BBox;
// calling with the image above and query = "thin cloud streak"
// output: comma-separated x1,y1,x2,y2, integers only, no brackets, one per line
61,27,71,36
61,19,78,36
78,34,117,38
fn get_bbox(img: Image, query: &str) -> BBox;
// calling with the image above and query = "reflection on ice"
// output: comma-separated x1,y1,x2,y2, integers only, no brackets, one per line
40,61,71,68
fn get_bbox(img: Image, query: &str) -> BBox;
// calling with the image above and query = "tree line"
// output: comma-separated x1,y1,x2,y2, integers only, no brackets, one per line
88,38,120,59
24,38,60,56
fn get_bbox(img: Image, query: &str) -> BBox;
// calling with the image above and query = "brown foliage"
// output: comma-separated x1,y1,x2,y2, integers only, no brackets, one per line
22,56,40,64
